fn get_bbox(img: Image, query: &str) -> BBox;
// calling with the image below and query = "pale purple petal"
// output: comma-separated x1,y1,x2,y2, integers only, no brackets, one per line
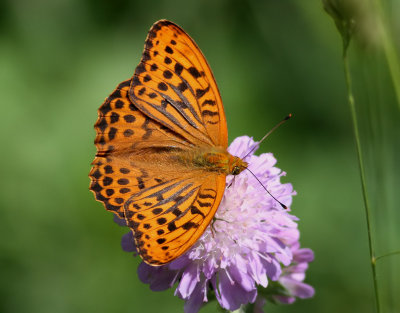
183,281,207,313
228,136,257,157
176,265,200,298
275,240,315,304
294,248,314,263
217,270,257,311
279,277,315,299
262,257,281,281
228,265,256,292
169,255,192,270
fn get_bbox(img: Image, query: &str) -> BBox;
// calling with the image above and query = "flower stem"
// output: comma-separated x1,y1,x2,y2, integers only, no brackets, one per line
343,51,380,313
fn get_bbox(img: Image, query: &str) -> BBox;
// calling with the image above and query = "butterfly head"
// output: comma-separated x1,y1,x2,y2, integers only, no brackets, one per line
230,156,248,176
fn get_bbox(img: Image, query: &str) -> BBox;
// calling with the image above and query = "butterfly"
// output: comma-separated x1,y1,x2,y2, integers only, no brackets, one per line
89,20,248,266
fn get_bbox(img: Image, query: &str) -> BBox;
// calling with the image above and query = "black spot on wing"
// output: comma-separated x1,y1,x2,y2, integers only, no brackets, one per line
151,63,158,71
157,217,167,225
91,170,102,179
168,222,177,231
136,63,146,75
182,221,198,230
188,67,201,78
190,206,205,218
202,110,218,117
174,63,183,76
197,200,212,207
123,129,134,137
110,112,120,123
202,99,216,107
108,127,117,140
196,86,210,99
178,82,187,92
96,118,108,132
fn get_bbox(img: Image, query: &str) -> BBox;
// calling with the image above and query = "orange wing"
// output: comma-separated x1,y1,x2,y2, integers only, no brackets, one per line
129,20,228,148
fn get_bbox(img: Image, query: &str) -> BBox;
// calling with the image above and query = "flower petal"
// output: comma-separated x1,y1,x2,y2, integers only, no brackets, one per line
183,280,207,313
228,264,256,292
137,263,178,291
121,232,137,253
176,264,200,299
216,270,257,311
294,248,315,263
280,277,315,299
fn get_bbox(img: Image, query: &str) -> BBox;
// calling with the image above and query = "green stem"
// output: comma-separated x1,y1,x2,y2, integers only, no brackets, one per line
343,51,380,313
375,250,400,262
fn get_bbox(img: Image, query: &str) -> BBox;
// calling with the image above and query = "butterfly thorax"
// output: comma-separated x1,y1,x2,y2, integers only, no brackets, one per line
179,147,248,176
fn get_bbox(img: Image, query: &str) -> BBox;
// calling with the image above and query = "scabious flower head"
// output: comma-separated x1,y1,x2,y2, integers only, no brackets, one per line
118,136,314,312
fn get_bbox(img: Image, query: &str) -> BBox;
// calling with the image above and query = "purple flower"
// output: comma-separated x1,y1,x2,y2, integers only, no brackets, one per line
118,136,314,312
271,242,315,304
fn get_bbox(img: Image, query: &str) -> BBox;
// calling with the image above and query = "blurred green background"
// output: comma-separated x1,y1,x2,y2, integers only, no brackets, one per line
1,0,399,312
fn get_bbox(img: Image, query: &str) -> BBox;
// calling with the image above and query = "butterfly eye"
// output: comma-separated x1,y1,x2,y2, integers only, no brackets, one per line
232,166,241,175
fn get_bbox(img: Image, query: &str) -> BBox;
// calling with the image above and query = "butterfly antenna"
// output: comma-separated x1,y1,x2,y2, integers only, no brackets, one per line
242,114,292,160
245,168,287,210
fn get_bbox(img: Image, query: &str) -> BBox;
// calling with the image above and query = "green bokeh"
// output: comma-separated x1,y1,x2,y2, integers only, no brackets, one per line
1,0,389,312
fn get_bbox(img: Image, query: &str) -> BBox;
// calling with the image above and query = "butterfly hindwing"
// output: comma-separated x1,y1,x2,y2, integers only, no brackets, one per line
124,172,226,265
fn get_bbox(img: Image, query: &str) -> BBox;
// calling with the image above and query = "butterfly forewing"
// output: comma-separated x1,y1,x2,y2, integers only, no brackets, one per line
130,20,228,148
90,20,231,266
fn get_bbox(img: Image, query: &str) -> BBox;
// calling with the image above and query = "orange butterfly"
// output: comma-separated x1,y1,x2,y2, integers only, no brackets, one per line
89,20,248,265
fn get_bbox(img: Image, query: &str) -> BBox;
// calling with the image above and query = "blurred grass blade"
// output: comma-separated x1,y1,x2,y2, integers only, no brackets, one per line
342,52,379,312
324,0,400,312
372,0,400,110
